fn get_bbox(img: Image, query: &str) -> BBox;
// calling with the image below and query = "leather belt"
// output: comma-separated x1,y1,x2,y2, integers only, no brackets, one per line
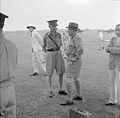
47,48,60,51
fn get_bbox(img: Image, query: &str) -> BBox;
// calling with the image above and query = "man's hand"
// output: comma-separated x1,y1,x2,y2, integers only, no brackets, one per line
71,56,79,62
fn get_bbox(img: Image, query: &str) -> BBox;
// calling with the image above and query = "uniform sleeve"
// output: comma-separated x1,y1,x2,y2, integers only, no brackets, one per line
60,34,62,46
74,37,84,58
106,37,116,54
11,42,18,65
7,39,18,65
57,32,62,47
43,34,47,52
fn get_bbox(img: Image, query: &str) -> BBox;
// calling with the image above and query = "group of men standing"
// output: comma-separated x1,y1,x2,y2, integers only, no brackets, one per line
0,12,120,118
27,20,84,105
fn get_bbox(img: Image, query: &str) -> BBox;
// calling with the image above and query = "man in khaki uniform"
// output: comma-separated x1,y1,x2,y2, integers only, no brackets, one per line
43,20,67,97
0,13,17,118
105,24,120,106
60,22,83,106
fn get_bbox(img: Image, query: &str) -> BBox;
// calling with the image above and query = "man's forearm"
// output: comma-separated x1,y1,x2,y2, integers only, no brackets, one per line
76,48,83,58
110,47,120,55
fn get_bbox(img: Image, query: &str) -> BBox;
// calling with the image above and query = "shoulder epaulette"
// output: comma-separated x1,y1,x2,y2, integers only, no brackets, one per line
56,32,61,37
111,37,117,40
44,32,50,36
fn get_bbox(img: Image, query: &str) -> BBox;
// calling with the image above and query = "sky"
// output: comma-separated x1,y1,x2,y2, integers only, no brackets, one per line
1,0,120,31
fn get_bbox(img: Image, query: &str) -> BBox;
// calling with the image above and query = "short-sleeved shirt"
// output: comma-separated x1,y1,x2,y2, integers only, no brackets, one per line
65,35,83,78
43,31,65,75
66,35,83,59
43,32,62,50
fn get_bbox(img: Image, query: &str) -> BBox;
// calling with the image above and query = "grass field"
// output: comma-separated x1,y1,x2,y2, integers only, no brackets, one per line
4,30,120,118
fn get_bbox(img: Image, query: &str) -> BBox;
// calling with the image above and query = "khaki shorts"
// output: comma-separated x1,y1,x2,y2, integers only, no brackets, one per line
66,59,82,78
46,50,65,76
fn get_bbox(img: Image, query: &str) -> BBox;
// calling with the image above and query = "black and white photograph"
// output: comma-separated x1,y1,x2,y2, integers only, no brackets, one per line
0,0,120,118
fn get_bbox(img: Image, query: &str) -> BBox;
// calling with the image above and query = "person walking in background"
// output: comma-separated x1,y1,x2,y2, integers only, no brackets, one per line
98,31,104,50
61,30,69,59
43,20,67,98
60,22,84,106
0,13,17,118
105,24,120,106
27,25,46,76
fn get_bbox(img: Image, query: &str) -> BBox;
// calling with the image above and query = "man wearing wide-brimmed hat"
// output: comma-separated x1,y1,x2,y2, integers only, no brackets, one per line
0,12,17,118
43,20,67,97
27,24,46,76
60,22,84,106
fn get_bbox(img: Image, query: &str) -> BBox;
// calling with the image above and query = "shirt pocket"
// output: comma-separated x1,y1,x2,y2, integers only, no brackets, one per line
47,40,54,47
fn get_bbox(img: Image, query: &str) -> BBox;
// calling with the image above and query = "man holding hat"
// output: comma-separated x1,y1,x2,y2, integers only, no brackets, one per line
27,25,46,76
0,13,17,118
60,22,84,106
43,20,67,97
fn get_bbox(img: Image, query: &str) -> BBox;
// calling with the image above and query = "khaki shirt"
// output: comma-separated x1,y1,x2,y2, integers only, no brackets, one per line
43,32,62,51
0,33,18,86
66,35,83,61
106,36,120,71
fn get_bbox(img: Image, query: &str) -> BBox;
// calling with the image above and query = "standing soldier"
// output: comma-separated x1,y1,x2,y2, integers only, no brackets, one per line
43,20,67,97
0,13,17,118
60,22,84,106
105,24,120,106
27,25,46,76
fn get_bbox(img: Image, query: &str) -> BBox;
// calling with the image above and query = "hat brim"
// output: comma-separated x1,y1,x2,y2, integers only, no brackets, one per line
49,24,58,27
27,26,36,29
66,26,79,31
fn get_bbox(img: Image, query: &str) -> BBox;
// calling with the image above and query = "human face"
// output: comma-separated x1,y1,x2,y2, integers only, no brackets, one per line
68,28,76,37
115,25,120,38
28,27,34,32
49,25,57,33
